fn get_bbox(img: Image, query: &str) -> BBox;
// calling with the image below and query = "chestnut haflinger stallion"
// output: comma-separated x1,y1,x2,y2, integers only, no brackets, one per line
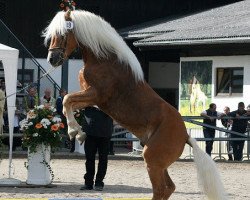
43,10,227,200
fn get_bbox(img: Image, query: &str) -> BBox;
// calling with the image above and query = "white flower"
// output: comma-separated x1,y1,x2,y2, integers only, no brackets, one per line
52,117,61,123
41,118,51,125
36,105,45,109
49,106,56,112
33,133,38,137
28,122,33,126
40,118,51,129
19,119,28,130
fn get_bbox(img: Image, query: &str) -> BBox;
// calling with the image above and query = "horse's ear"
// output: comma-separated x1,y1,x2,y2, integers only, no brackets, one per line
65,10,71,21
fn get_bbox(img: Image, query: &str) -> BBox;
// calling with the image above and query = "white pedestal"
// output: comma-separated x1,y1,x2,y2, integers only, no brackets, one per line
26,144,51,185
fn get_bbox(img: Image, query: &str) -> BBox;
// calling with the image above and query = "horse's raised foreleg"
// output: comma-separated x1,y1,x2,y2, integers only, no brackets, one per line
63,87,97,144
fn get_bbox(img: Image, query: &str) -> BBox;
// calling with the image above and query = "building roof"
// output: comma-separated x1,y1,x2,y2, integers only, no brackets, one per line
120,1,250,47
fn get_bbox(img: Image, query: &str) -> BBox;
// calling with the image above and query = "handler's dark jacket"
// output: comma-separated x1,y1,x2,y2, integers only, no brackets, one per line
83,106,113,138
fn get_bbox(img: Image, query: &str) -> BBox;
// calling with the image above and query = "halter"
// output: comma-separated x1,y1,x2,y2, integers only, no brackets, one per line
48,10,73,52
48,34,68,52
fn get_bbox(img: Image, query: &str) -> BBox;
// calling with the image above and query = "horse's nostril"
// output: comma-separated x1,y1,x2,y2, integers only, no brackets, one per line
47,51,64,67
49,57,54,64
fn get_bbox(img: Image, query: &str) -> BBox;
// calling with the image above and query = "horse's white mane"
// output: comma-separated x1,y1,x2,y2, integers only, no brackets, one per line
43,10,144,82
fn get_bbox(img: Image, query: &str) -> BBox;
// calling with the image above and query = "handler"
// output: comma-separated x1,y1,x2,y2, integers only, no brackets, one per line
80,106,113,191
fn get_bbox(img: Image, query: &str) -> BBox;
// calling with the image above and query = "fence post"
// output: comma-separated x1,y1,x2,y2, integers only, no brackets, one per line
213,131,226,161
247,129,250,160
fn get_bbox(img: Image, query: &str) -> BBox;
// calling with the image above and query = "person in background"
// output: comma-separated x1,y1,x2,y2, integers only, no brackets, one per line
56,89,74,152
200,103,223,156
41,88,56,108
80,106,113,191
56,88,67,116
229,102,250,161
22,87,39,114
0,79,6,93
221,106,233,160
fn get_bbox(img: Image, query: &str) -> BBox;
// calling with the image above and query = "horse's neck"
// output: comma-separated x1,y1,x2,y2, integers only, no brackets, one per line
81,46,99,65
81,45,118,65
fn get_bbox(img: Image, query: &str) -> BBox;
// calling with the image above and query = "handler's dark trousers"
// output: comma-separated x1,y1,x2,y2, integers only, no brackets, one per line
203,129,215,156
84,135,110,187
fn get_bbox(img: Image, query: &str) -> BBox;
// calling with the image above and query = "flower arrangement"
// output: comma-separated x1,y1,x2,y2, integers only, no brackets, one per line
60,0,76,11
20,105,64,153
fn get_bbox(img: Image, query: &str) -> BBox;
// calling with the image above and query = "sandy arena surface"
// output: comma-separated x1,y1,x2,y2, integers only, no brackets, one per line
0,157,250,199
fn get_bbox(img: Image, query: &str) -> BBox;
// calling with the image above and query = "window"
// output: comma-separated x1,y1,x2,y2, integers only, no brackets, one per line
216,67,243,96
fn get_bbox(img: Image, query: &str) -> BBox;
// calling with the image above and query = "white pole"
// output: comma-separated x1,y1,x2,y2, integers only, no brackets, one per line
7,106,15,178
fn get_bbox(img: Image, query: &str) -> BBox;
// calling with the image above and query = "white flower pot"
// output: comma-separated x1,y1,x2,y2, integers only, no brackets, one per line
26,144,51,185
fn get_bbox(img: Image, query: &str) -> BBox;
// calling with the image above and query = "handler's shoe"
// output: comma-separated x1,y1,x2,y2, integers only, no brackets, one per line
80,185,93,190
94,185,103,191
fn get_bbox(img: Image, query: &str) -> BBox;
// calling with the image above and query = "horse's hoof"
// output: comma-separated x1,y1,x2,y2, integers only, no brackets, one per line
76,131,87,145
68,127,79,140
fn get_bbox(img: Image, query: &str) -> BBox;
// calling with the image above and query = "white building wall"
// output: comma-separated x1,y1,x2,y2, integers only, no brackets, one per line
37,58,62,87
180,55,250,112
68,59,83,93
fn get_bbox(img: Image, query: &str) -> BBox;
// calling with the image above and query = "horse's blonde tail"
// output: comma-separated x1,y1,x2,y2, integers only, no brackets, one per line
187,137,228,200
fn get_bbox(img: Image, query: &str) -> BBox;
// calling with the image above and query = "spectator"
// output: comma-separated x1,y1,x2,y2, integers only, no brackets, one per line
55,89,74,152
229,102,249,161
0,79,6,92
56,88,67,116
200,103,223,156
22,87,39,114
41,88,56,108
221,106,233,160
80,106,113,191
246,105,250,136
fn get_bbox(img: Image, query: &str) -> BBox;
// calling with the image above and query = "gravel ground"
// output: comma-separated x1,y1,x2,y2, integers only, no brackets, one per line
0,157,249,199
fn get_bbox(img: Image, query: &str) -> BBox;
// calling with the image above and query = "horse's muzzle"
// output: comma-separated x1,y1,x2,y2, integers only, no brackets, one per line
47,50,65,67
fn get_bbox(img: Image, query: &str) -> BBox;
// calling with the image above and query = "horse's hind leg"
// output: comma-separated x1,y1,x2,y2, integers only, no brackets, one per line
163,170,175,199
146,165,166,200
146,166,175,200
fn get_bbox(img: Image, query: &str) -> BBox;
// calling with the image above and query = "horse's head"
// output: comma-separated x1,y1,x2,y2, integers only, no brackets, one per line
46,10,78,67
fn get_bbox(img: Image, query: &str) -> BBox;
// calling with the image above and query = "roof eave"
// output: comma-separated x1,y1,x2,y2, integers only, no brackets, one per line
134,37,250,47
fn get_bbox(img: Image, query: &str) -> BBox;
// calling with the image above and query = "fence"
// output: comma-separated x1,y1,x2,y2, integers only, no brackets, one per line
1,116,250,161
111,116,250,161
182,128,250,160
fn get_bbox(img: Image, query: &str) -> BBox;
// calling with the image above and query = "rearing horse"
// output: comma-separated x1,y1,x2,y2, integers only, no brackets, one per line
43,10,227,200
